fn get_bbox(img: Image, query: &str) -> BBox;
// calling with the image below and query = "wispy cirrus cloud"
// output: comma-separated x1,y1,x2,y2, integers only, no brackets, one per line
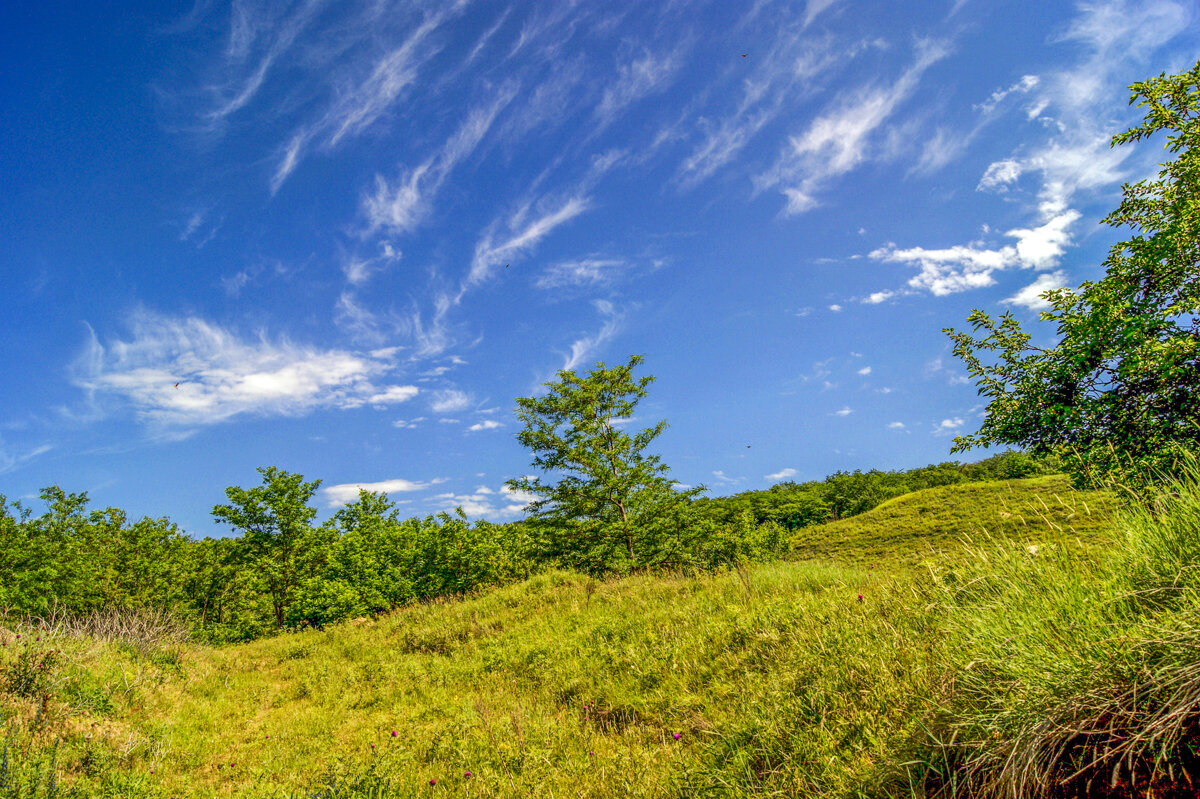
0,438,53,476
271,11,452,191
757,38,950,214
361,84,519,235
429,388,471,414
535,257,630,290
466,195,591,288
73,309,416,428
561,300,622,371
198,0,328,132
595,46,684,125
677,31,882,189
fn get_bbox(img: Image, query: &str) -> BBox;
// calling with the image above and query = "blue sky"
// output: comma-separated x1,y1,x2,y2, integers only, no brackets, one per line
2,0,1196,537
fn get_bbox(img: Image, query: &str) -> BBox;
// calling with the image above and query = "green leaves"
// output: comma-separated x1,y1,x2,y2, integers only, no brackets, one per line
508,355,697,573
946,59,1200,489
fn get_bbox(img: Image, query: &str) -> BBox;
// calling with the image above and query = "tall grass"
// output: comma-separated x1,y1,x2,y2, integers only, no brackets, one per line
12,474,1200,797
899,459,1200,798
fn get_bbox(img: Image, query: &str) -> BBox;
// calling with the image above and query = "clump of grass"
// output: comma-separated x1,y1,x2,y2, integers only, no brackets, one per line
895,459,1200,798
2,607,190,657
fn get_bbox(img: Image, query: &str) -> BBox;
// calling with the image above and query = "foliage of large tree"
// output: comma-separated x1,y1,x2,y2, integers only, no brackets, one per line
212,467,321,628
946,60,1200,487
507,355,697,573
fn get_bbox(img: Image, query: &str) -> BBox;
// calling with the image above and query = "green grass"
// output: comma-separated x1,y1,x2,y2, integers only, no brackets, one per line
789,475,1117,566
10,472,1200,798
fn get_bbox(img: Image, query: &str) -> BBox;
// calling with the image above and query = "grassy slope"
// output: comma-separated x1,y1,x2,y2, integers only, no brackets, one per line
789,475,1117,566
0,477,1120,798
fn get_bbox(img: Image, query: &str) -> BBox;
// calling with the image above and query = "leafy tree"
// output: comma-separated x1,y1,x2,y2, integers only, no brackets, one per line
507,355,698,573
946,61,1200,487
212,467,321,628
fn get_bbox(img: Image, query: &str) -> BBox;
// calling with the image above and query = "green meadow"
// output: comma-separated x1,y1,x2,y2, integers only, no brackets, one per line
14,470,1200,798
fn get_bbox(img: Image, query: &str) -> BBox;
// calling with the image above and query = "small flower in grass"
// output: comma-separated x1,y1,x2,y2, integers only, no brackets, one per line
857,594,864,602
464,771,472,779
672,732,681,741
391,730,398,737
429,778,437,786
371,743,376,750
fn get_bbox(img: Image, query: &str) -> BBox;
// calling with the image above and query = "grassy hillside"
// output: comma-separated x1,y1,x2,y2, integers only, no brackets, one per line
10,474,1200,798
789,475,1117,566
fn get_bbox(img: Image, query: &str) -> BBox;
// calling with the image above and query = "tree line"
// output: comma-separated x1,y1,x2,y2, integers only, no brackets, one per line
0,446,1046,643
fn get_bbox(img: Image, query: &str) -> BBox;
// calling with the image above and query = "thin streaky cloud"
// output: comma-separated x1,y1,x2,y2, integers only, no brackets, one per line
758,38,951,214
595,46,684,125
467,195,591,288
202,0,327,127
273,12,450,191
562,300,622,372
362,83,519,235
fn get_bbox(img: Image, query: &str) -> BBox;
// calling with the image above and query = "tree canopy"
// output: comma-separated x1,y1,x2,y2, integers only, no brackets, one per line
946,60,1200,488
506,355,698,573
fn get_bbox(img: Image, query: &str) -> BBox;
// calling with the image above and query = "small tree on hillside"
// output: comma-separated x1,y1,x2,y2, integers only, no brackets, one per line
212,467,320,628
946,60,1200,488
507,355,697,573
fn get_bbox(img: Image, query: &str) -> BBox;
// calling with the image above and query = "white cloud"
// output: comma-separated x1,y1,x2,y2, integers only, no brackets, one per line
393,417,425,429
433,482,535,519
887,421,905,429
675,32,877,188
361,85,519,235
272,13,452,191
1003,270,1070,311
596,47,682,124
833,406,852,417
934,417,964,435
974,74,1039,116
804,0,840,27
977,159,1023,191
323,477,447,508
73,310,410,428
870,207,1079,297
430,389,471,414
363,385,419,405
828,304,842,312
466,419,504,432
857,366,872,375
562,300,622,372
468,195,591,287
765,467,798,481
197,0,326,132
758,39,950,213
0,439,53,476
535,258,628,290
342,242,401,286
867,1,1191,302
863,290,894,304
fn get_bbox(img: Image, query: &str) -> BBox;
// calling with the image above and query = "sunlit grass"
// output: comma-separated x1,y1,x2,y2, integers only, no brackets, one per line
13,473,1200,798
